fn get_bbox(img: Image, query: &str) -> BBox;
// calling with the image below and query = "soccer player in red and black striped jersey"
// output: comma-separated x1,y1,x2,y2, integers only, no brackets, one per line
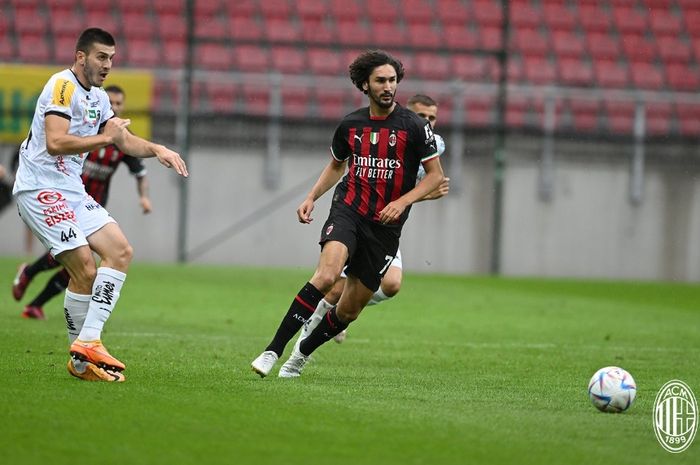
251,50,445,378
12,85,152,319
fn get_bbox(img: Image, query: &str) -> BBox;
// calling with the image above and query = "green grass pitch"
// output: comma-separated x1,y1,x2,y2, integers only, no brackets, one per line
0,257,698,465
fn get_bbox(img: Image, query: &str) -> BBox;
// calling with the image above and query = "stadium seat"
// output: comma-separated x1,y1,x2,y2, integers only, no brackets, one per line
551,31,586,59
263,18,300,43
511,2,542,29
630,62,665,90
683,10,700,36
657,36,693,64
295,0,328,19
523,57,557,85
270,46,306,74
444,25,479,51
337,20,373,47
472,0,503,28
258,0,293,19
435,0,470,26
195,18,228,40
400,0,435,24
644,101,674,136
300,17,336,45
163,40,186,68
621,34,658,63
543,3,577,31
558,58,594,87
229,16,264,41
226,0,257,18
157,14,187,42
613,7,648,34
586,33,622,60
85,12,120,37
49,10,84,39
0,33,15,61
115,0,150,13
676,102,700,136
281,86,312,119
14,8,48,39
314,87,350,120
153,0,185,15
240,83,270,115
505,94,531,128
0,13,8,36
604,100,636,135
233,45,269,73
479,26,503,51
666,64,700,92
206,81,238,113
329,0,362,21
196,44,234,71
453,55,498,82
406,23,442,50
370,21,409,48
307,47,344,75
121,13,157,41
464,95,495,127
693,39,700,63
194,0,223,18
53,36,77,65
17,36,50,64
568,98,601,133
593,60,629,88
366,0,398,24
414,53,451,80
578,4,612,32
125,39,160,68
511,27,549,57
649,10,683,36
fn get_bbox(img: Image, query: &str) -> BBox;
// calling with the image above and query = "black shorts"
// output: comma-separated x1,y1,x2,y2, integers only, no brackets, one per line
319,202,400,292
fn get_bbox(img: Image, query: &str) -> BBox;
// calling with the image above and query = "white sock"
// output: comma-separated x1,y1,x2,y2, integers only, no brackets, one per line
78,267,126,342
367,288,391,306
294,298,335,350
64,289,90,344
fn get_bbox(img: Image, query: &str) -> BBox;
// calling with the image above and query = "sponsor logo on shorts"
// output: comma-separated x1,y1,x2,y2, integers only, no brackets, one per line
37,190,65,205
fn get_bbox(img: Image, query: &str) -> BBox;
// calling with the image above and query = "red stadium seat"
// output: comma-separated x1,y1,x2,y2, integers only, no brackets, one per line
604,100,635,135
53,37,77,65
281,86,312,119
511,2,542,29
206,81,238,113
194,18,228,40
264,18,300,43
86,12,120,37
543,3,577,31
14,8,48,39
593,60,629,88
400,0,435,24
49,10,84,39
121,13,157,41
452,55,497,82
644,101,674,136
366,0,398,24
125,40,160,68
406,23,442,50
621,34,658,63
194,0,223,18
300,17,336,45
435,0,470,26
241,83,270,115
558,58,594,87
472,0,503,28
329,0,362,21
370,21,409,48
229,16,264,41
295,0,328,19
464,95,495,127
157,14,187,42
511,27,549,57
0,33,15,61
270,46,306,74
17,36,50,63
315,87,350,120
337,20,373,47
479,26,503,50
233,45,269,72
630,62,665,90
683,10,700,36
414,53,451,80
657,36,692,64
196,44,234,71
523,57,557,85
613,7,648,34
666,64,700,92
578,5,612,32
568,98,601,132
258,0,293,19
226,0,257,18
115,0,150,13
506,94,531,128
444,25,479,51
676,102,700,136
551,31,586,59
649,10,683,36
153,0,185,15
163,40,186,68
586,33,622,60
307,47,344,75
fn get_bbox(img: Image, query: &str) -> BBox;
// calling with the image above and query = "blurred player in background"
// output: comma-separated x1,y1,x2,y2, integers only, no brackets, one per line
12,85,153,321
251,50,444,378
12,28,187,383
297,93,450,345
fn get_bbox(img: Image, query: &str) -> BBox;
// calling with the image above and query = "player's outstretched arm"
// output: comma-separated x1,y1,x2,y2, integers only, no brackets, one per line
419,176,450,201
116,132,188,177
297,158,346,224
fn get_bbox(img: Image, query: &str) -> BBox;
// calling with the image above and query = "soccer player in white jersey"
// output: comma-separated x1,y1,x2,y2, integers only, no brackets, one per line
295,94,449,347
13,28,188,382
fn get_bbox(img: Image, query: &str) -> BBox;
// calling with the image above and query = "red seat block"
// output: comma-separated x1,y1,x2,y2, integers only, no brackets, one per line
630,62,665,90
270,46,306,74
307,48,344,75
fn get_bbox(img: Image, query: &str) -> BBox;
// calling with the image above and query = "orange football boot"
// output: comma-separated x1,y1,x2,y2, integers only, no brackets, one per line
70,339,126,372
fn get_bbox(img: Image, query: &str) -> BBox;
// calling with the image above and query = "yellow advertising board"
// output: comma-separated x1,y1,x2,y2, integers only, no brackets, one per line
0,64,152,144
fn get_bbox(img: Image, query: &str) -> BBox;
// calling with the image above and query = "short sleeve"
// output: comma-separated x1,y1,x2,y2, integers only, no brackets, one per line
44,78,76,119
122,154,147,177
330,123,351,162
416,120,439,164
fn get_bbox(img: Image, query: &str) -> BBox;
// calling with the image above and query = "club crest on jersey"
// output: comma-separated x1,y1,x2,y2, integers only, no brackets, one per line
369,132,379,145
389,133,396,147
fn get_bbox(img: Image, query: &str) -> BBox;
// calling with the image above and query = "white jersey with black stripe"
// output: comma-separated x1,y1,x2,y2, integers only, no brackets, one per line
417,133,445,181
13,69,114,195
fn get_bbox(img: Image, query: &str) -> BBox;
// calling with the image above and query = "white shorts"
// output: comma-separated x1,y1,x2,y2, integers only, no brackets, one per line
341,249,403,278
15,189,115,257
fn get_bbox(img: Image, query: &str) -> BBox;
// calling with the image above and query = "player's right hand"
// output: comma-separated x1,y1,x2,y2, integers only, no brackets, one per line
297,198,315,223
103,117,131,145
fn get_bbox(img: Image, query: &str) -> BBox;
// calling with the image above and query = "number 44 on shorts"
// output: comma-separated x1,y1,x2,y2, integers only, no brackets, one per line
61,228,77,243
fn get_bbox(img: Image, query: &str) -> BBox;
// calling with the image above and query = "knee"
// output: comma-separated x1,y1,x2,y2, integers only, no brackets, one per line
71,260,97,292
381,276,402,297
110,241,133,270
335,305,360,324
311,268,341,294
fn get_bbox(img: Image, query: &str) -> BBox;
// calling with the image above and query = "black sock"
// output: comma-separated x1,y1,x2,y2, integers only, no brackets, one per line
29,270,69,307
265,282,325,357
25,253,60,279
299,307,349,356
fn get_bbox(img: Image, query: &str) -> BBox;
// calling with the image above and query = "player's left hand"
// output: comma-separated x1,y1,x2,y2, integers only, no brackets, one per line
155,145,189,177
378,200,407,224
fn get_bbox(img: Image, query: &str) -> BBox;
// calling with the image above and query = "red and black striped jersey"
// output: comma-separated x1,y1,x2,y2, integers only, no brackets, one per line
330,104,439,226
81,145,146,207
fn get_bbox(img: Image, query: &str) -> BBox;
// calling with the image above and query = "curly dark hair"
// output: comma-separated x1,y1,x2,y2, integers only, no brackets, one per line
348,50,405,94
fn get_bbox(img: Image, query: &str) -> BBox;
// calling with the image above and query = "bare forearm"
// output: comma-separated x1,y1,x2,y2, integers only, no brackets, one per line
399,171,443,206
308,161,345,201
46,133,111,156
116,133,160,158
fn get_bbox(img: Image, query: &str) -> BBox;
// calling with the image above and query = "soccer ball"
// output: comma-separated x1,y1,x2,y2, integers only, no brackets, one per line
588,366,637,413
